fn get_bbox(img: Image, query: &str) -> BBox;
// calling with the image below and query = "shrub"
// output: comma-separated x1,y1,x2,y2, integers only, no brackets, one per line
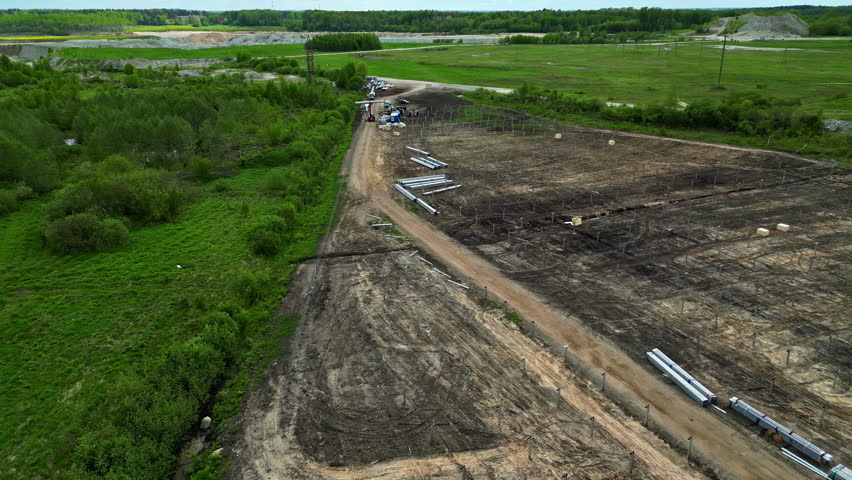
0,189,17,215
189,155,213,179
43,213,130,254
228,270,268,306
245,215,287,256
49,166,185,222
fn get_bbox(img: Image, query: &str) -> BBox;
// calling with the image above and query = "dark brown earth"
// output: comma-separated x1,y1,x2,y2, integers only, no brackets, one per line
221,87,847,480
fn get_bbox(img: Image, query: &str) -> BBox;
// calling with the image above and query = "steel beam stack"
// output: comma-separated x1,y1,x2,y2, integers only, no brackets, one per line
646,351,709,407
729,397,833,465
651,348,717,404
409,157,440,169
830,465,852,480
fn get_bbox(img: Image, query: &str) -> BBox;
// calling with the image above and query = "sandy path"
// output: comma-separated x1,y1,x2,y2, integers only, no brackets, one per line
348,87,804,480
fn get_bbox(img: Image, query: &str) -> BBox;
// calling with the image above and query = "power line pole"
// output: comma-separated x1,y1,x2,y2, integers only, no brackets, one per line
305,36,316,85
717,36,728,88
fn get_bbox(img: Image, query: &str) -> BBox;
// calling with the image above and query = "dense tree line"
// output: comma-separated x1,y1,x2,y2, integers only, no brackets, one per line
471,83,825,140
0,9,201,34
2,7,851,36
305,32,381,52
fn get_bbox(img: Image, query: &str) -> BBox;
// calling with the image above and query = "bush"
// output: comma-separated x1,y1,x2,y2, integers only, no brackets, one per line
500,34,542,44
245,215,287,256
0,189,17,215
305,33,381,52
49,164,185,222
189,155,213,179
228,270,269,306
43,213,130,254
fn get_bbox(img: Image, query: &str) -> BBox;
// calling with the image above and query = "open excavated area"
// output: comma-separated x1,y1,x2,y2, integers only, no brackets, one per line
224,189,707,480
376,91,851,473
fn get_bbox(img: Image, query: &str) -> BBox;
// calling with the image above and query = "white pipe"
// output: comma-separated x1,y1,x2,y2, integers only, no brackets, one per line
448,280,470,289
423,185,462,196
432,268,452,278
781,449,829,478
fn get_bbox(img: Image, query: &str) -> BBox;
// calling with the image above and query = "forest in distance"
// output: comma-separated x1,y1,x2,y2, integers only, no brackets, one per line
1,6,851,35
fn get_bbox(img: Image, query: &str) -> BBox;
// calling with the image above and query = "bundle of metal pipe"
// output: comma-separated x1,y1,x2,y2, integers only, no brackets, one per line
651,348,717,404
398,174,446,185
425,156,448,168
645,350,709,407
407,180,454,190
409,157,440,169
729,397,833,465
418,157,446,169
830,464,852,480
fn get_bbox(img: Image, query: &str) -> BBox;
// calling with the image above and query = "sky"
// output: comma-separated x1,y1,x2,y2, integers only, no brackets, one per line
1,0,849,11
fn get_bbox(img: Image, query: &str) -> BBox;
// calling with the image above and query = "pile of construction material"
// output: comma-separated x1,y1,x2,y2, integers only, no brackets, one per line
394,147,462,214
646,348,716,407
394,175,461,215
405,146,448,169
729,397,834,468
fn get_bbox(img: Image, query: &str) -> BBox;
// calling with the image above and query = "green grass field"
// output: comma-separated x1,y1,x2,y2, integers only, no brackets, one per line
57,42,438,61
312,41,852,120
0,165,338,477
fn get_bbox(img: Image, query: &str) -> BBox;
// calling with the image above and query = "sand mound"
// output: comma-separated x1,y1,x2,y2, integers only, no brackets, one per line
711,13,809,39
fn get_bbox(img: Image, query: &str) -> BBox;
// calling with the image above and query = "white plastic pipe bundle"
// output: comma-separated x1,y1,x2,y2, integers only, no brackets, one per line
646,351,709,407
651,348,717,404
405,146,430,157
409,157,440,169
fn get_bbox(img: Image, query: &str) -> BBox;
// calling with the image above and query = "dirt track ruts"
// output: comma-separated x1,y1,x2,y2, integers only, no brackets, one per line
347,83,804,480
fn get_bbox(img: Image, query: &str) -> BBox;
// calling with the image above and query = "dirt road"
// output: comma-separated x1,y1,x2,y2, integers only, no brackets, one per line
348,89,804,479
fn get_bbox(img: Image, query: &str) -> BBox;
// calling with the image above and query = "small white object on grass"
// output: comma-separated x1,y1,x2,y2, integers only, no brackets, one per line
200,416,212,429
176,265,182,269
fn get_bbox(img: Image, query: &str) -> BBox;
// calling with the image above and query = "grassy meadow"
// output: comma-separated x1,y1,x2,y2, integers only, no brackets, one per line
0,165,340,477
312,41,852,120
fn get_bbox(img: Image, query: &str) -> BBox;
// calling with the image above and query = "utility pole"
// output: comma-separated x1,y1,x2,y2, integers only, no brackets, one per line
717,36,728,88
305,36,316,85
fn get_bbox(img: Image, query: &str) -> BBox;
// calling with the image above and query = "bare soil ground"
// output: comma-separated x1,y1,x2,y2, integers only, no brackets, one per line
225,188,704,480
221,88,846,480
221,87,719,480
378,91,850,472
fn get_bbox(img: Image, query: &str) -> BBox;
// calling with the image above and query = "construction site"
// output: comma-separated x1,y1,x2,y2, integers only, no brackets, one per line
224,86,850,480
